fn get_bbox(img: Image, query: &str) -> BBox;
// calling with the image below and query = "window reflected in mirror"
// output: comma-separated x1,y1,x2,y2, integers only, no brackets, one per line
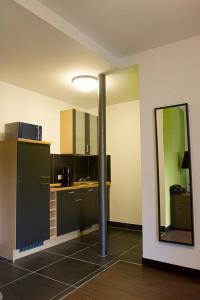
155,103,194,246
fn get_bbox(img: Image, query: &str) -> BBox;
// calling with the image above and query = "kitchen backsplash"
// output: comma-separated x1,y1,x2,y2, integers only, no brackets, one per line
50,154,111,183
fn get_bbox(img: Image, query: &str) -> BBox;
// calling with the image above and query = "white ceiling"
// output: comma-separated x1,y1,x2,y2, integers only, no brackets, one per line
1,0,200,108
0,0,113,108
38,0,200,58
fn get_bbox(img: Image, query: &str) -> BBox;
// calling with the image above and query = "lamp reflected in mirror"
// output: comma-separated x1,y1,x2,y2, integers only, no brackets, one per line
155,103,194,246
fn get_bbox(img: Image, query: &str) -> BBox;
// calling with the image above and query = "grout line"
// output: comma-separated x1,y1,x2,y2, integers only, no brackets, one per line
66,246,90,256
59,260,120,300
72,266,103,287
32,271,75,288
34,256,67,273
118,259,142,266
44,249,101,267
0,272,33,289
49,286,74,300
58,258,143,300
0,258,33,274
44,250,66,258
64,256,101,267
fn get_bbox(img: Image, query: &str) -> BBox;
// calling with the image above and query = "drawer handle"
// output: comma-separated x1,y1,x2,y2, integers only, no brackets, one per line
75,198,82,202
88,189,95,192
68,191,75,194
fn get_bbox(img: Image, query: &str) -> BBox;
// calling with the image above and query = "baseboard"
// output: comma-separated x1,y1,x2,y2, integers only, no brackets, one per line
108,221,142,231
142,258,200,278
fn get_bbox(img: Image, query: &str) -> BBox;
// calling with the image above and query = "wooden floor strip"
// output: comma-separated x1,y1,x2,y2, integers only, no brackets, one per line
62,261,200,300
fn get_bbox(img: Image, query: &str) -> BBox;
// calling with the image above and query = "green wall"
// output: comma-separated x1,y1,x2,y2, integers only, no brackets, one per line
163,107,186,225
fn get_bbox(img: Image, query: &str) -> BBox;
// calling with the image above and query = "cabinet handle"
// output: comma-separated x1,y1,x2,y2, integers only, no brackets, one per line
88,188,95,192
75,198,82,202
68,191,75,194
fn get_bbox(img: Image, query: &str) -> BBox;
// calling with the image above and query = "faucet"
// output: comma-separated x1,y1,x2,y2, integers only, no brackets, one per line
79,176,90,182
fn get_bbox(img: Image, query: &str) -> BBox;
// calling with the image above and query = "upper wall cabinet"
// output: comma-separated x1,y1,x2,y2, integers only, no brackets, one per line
60,109,98,155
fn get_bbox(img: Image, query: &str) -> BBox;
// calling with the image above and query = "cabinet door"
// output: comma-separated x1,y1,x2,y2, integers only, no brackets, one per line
16,142,50,249
89,115,98,155
57,190,81,235
75,110,85,154
80,188,98,229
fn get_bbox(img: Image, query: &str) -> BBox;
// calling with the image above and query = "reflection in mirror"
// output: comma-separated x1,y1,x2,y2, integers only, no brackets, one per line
155,103,194,246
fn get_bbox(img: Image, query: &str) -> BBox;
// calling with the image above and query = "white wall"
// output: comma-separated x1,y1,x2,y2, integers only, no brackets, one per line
0,81,73,153
130,35,200,269
106,101,142,225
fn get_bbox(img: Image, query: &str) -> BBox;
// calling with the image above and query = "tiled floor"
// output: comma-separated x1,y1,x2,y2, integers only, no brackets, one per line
0,227,142,299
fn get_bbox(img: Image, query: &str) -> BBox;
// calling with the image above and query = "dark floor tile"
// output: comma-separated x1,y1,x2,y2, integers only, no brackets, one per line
37,257,100,286
71,245,118,267
107,227,123,237
0,273,68,300
119,248,142,264
132,242,143,254
75,231,100,245
0,261,29,287
117,229,142,241
47,240,89,257
14,251,62,272
107,235,137,252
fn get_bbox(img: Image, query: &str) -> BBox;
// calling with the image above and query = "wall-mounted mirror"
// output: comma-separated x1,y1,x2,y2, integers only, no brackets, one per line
155,103,194,246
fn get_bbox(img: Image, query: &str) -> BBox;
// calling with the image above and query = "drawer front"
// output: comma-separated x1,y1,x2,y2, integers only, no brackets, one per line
57,189,80,200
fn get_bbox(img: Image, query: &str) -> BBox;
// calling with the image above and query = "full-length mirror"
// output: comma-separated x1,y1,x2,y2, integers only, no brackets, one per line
155,103,194,245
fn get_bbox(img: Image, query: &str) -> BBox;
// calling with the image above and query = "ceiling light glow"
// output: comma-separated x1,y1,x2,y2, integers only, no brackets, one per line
72,75,98,92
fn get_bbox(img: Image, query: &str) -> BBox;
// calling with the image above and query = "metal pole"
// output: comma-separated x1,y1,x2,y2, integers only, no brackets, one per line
98,73,107,257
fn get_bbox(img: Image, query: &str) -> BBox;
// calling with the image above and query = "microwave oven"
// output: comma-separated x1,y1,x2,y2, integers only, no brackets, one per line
5,122,42,141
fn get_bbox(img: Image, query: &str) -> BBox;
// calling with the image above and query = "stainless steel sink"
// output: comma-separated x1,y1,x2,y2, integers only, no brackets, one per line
73,181,98,186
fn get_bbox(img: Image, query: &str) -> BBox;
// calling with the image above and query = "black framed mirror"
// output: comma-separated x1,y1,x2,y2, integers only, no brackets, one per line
155,103,194,246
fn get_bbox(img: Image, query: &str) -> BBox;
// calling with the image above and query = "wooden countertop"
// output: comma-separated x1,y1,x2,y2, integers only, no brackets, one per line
0,138,51,145
50,182,111,192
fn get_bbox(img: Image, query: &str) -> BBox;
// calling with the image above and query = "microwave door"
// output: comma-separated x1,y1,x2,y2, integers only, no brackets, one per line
20,123,38,140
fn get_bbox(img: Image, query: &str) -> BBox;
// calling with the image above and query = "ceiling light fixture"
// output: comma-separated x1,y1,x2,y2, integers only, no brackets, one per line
72,75,98,92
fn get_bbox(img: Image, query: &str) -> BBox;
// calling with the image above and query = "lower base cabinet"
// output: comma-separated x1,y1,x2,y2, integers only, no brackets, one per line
57,190,81,236
80,188,98,229
57,187,109,236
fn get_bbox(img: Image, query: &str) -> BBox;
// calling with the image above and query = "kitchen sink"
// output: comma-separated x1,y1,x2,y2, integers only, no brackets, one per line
73,181,98,186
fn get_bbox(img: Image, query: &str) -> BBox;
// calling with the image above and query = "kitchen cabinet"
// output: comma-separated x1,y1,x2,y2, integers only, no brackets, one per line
57,190,81,236
16,141,50,249
89,114,98,155
60,109,98,155
0,139,50,258
56,186,110,236
80,188,98,229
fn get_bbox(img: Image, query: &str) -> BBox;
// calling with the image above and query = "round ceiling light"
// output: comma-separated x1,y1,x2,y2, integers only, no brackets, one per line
72,75,98,92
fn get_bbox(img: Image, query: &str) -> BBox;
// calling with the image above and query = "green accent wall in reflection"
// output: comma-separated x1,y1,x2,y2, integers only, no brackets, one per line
163,107,186,226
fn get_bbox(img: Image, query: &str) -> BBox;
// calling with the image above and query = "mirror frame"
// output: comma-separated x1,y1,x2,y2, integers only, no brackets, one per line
154,103,194,246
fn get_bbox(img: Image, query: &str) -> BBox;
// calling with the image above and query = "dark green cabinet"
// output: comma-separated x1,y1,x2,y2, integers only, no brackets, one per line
57,190,81,235
80,188,98,229
57,186,110,236
16,142,50,249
